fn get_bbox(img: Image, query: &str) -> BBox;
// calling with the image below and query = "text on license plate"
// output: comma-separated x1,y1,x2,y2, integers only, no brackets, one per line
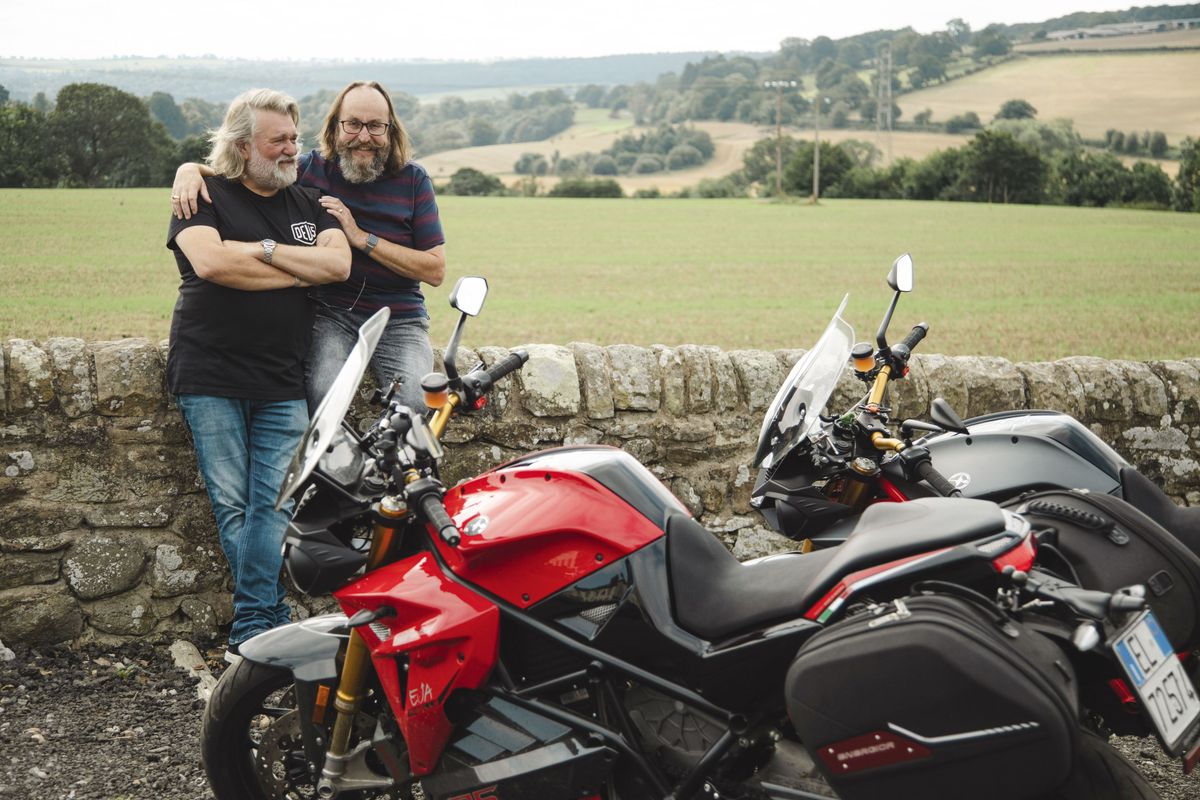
1113,610,1200,754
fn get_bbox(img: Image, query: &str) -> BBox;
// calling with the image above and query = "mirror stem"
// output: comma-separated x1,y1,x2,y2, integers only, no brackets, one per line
443,312,468,387
876,289,901,351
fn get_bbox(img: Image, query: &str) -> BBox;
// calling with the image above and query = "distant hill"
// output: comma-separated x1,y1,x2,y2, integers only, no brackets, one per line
998,3,1200,40
0,51,730,104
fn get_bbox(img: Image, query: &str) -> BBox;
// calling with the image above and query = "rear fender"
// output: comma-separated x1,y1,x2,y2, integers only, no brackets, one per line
336,552,499,776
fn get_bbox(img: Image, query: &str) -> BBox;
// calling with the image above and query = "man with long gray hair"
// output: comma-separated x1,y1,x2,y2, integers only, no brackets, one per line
167,88,351,661
172,80,445,414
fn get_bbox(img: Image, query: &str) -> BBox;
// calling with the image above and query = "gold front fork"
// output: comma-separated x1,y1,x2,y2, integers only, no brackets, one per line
321,501,407,783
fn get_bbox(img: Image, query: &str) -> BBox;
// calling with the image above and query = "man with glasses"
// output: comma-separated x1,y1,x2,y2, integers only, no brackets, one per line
172,81,446,413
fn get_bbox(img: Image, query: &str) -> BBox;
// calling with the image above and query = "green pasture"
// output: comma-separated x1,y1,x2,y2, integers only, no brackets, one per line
0,189,1197,363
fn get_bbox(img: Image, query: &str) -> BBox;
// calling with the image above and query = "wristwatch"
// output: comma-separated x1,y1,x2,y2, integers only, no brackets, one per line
260,239,276,264
363,233,379,254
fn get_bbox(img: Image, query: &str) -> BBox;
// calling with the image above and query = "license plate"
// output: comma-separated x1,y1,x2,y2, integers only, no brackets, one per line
1112,610,1200,755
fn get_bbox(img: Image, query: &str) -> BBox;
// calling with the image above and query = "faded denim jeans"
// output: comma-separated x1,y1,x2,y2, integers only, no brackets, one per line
176,395,307,646
305,306,434,414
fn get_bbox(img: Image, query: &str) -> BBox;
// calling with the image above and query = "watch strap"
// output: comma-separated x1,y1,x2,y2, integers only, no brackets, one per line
364,233,379,254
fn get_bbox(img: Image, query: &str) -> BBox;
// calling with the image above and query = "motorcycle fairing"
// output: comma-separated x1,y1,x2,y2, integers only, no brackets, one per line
336,552,500,776
439,459,667,609
921,411,1125,500
495,445,689,530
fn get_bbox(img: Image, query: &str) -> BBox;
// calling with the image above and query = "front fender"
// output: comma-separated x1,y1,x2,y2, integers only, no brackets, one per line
238,612,349,682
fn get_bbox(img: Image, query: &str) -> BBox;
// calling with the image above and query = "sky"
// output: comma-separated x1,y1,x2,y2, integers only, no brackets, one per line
1,0,1174,62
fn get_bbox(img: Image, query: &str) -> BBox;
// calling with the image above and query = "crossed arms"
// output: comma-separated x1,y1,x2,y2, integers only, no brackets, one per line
175,226,351,291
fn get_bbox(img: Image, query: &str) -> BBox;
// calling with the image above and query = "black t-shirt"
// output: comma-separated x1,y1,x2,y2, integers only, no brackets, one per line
166,177,338,400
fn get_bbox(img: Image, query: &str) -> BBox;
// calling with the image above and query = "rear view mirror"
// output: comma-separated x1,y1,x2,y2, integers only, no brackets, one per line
888,253,914,293
930,398,970,435
450,276,488,317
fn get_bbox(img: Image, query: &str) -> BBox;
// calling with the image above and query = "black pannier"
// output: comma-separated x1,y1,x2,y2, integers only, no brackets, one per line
1006,488,1200,650
785,593,1079,800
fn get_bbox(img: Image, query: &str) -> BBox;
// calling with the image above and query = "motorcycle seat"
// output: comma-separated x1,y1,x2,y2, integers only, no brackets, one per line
1121,466,1200,557
667,498,1007,641
666,513,840,640
805,498,1009,599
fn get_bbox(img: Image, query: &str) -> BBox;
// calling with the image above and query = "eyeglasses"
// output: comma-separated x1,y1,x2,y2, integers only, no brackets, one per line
338,119,390,136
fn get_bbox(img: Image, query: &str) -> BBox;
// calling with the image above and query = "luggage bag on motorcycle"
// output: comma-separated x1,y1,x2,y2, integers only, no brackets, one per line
785,593,1079,800
1006,488,1200,650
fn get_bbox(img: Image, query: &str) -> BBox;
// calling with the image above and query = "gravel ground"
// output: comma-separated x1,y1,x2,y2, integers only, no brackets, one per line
1,639,1199,800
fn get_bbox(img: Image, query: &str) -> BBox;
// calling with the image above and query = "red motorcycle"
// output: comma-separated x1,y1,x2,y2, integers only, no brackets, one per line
201,277,1196,800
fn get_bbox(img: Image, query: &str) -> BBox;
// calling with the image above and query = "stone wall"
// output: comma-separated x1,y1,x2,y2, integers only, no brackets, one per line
1,337,1197,646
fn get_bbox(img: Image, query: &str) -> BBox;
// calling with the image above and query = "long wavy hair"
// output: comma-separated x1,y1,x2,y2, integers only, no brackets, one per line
206,88,300,179
319,81,411,173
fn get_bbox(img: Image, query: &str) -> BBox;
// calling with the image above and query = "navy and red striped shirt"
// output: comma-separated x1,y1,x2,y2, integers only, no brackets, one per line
298,151,445,318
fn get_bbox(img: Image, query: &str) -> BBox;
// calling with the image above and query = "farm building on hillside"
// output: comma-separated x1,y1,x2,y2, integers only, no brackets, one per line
1047,18,1200,41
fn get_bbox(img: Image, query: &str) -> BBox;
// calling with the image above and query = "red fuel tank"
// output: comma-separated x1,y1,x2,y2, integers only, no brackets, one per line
437,446,685,608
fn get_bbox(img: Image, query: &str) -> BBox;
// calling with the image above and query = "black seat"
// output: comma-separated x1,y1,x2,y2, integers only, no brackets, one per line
667,498,1008,640
805,498,1009,597
667,514,839,640
1121,466,1200,557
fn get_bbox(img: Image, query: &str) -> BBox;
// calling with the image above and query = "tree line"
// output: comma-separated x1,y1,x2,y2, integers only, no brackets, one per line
0,81,576,187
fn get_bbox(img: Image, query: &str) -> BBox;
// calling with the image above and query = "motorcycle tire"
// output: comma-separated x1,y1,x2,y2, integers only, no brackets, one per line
202,659,402,800
1043,730,1160,800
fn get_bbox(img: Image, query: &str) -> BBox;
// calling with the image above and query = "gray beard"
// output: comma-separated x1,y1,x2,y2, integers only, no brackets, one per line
246,151,297,191
337,148,386,184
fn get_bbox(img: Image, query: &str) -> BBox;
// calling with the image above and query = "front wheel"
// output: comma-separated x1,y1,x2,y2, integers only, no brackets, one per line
202,659,404,799
1044,730,1161,800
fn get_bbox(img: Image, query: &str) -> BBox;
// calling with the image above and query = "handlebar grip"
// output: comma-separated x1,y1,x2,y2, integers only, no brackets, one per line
1109,592,1148,612
419,493,460,547
916,459,962,498
901,323,929,353
486,349,529,385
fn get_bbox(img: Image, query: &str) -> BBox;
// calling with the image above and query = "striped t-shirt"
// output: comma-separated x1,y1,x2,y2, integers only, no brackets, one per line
298,151,445,318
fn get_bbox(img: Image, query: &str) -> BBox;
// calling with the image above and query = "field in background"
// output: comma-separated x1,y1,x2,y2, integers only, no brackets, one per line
898,52,1200,142
1015,29,1200,53
0,189,1197,363
420,109,976,193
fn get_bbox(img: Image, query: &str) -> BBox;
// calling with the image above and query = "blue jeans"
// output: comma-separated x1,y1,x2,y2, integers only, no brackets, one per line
176,395,307,645
306,306,434,414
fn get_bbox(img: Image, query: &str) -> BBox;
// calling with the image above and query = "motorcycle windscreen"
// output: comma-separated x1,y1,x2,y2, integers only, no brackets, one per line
275,307,391,510
753,295,853,470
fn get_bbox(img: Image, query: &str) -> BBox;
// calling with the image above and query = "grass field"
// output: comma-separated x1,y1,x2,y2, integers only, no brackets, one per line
898,52,1200,142
1,189,1198,363
420,109,976,193
1015,29,1200,53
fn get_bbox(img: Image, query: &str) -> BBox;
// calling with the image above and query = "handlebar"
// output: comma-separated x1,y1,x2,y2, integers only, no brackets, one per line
1007,568,1147,619
915,458,963,498
900,322,929,352
405,475,460,547
486,349,529,384
461,349,529,408
419,493,460,547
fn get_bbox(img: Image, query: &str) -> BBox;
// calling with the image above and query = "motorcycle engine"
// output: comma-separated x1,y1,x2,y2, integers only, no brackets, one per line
623,685,726,772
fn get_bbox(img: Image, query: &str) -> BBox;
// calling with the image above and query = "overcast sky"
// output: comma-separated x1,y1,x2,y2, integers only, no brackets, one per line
2,1,1171,61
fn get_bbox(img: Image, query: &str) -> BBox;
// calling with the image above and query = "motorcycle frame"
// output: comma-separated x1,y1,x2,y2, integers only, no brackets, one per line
315,504,1039,794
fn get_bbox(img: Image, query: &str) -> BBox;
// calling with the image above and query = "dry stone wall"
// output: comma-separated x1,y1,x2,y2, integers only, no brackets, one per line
1,337,1198,646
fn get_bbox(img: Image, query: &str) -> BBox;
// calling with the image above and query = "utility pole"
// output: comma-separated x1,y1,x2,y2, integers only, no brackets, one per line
875,41,893,164
763,80,797,197
811,91,821,204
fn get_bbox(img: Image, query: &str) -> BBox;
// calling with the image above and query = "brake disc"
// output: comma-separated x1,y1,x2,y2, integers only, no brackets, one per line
254,709,313,797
